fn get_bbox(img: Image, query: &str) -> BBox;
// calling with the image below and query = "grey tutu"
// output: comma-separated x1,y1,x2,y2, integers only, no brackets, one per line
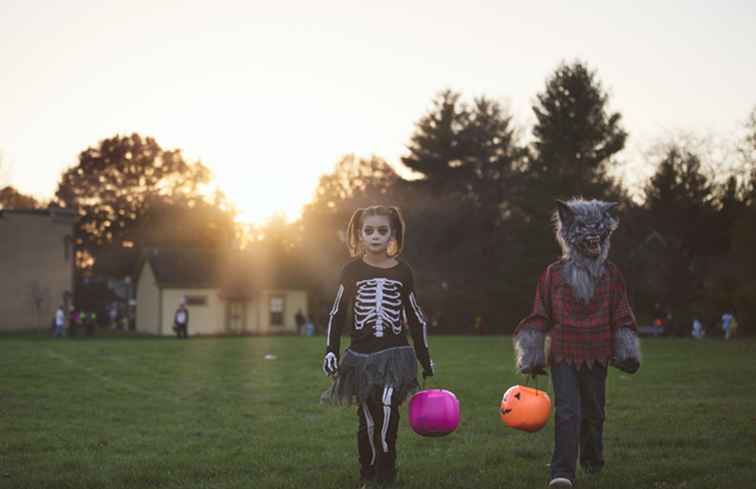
320,346,420,406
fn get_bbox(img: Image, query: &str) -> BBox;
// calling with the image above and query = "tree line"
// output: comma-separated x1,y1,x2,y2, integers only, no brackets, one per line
2,60,755,335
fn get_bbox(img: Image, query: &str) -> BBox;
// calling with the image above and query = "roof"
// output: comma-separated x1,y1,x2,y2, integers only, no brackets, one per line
142,248,219,289
139,248,309,299
0,207,76,222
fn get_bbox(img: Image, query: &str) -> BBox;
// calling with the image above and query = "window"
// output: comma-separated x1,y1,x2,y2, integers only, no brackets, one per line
185,295,208,306
270,296,284,326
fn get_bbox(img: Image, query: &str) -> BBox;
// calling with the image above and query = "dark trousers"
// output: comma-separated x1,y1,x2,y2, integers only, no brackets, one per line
357,386,400,483
175,323,188,338
550,361,607,482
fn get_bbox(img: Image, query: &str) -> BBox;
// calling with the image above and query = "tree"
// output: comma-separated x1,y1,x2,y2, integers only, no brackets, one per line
529,61,627,203
401,90,471,194
644,147,715,253
460,97,528,204
0,186,40,209
401,91,525,202
643,147,717,329
54,133,234,250
307,154,400,211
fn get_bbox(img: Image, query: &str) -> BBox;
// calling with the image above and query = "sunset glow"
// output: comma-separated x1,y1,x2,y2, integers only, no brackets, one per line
2,1,755,224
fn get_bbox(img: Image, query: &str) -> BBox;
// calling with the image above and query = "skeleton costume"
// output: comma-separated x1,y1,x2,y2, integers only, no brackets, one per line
322,258,431,483
513,199,640,487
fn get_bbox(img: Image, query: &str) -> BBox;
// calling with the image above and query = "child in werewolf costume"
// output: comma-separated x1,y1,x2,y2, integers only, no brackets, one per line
514,198,641,489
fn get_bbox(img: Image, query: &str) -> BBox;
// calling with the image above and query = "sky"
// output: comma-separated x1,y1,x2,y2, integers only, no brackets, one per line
1,0,755,223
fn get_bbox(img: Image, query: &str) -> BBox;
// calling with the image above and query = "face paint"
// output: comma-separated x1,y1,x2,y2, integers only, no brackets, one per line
361,215,393,255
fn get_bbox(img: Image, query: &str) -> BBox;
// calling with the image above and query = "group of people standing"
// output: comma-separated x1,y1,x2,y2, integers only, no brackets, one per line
51,305,98,337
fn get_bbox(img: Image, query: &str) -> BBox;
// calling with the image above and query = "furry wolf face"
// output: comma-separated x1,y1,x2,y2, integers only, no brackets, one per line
554,199,618,260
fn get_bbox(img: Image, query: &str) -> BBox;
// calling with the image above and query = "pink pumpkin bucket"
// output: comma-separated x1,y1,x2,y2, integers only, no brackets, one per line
408,389,460,437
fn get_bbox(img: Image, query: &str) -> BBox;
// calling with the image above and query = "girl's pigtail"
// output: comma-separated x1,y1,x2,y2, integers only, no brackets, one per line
346,208,364,257
388,206,406,257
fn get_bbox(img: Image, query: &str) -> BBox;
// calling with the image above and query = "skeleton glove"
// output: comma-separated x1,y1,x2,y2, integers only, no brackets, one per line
514,328,546,375
612,327,641,374
422,359,434,379
322,352,339,377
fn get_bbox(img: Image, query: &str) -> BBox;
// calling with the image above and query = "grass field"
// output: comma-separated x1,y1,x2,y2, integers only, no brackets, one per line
1,335,755,489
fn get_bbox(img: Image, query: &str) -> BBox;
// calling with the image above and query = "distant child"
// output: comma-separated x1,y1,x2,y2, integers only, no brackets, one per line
721,311,738,339
53,305,66,337
174,299,189,339
321,205,433,487
513,199,641,489
691,318,704,339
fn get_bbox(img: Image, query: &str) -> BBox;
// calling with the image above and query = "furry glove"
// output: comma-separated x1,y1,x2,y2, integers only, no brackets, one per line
514,328,546,375
612,327,641,374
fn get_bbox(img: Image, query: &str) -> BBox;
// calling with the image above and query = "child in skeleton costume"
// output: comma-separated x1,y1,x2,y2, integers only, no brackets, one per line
513,199,641,489
321,205,433,486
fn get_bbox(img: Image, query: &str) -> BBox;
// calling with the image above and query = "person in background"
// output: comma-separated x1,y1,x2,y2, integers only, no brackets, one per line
53,305,66,338
305,315,315,337
721,311,734,339
295,308,306,336
174,298,189,339
691,318,704,339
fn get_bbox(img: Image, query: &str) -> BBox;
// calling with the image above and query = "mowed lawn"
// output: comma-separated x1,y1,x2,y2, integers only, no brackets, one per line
1,335,755,489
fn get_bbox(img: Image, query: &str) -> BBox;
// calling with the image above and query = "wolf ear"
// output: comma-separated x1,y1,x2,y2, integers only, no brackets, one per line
555,200,574,225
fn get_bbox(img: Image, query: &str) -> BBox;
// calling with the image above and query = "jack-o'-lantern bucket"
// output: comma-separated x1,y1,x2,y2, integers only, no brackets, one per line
499,385,551,433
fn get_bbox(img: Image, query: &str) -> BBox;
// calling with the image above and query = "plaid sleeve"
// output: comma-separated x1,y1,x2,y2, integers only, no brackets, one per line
610,264,637,330
515,267,552,334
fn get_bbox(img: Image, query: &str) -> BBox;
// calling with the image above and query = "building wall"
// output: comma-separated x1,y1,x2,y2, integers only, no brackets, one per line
256,289,308,334
136,262,161,335
134,279,308,336
0,210,75,331
243,298,260,333
161,288,224,336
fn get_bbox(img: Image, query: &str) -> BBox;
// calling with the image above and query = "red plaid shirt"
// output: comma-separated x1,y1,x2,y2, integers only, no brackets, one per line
515,260,637,367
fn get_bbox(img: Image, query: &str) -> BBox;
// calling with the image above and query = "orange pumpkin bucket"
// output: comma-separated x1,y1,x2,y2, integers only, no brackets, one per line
499,384,552,433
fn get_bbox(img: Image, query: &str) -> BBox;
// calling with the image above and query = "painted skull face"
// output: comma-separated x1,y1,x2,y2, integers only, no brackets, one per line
556,200,618,258
361,214,393,254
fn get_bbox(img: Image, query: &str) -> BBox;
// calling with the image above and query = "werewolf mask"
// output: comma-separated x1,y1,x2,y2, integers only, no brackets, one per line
554,199,618,301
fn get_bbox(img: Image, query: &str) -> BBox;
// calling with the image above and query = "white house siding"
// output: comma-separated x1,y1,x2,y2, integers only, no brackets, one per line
161,288,224,336
243,298,260,333
136,262,161,335
257,290,307,334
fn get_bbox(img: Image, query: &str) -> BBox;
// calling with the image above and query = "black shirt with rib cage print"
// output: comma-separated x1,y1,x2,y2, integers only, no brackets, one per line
325,258,431,371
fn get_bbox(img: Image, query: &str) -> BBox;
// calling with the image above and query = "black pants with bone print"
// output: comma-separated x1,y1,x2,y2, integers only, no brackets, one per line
357,385,400,483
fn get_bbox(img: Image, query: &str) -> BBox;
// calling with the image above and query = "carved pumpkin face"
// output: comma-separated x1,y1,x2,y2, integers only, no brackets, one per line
499,385,551,433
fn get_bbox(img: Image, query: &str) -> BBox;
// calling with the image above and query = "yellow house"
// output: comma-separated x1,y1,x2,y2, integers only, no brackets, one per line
136,249,308,336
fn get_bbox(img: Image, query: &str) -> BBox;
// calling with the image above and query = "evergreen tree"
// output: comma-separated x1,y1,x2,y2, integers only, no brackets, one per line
401,90,472,194
530,61,627,204
644,147,714,253
643,147,716,327
402,90,524,201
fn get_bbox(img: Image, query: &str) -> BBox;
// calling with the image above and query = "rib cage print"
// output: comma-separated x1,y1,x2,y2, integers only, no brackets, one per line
354,278,403,337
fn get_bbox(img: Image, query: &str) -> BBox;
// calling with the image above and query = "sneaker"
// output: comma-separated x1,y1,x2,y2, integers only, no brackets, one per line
548,477,573,488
